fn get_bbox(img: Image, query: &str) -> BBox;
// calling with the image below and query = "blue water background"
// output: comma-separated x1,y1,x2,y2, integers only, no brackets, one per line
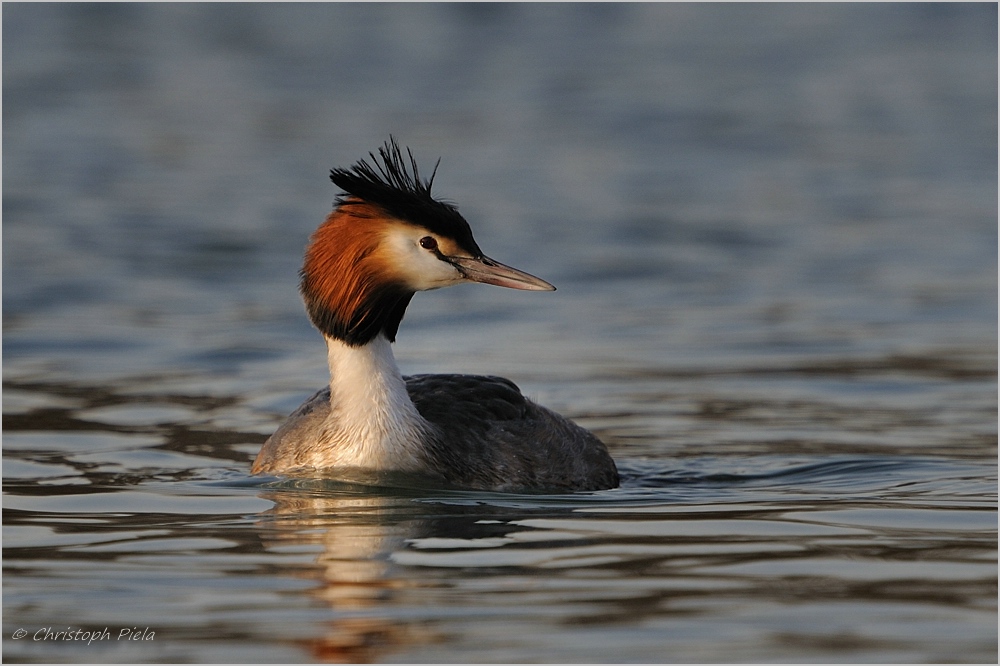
3,4,997,663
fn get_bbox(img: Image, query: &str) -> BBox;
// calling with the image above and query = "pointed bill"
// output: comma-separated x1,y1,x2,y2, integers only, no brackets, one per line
447,255,556,291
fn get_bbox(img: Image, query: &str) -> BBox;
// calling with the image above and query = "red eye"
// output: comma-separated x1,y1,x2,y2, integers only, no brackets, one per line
419,236,438,250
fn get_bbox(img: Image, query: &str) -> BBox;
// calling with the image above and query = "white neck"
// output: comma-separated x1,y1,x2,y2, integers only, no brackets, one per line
320,334,430,471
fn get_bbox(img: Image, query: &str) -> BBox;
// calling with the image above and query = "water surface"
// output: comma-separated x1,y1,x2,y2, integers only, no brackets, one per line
3,4,997,663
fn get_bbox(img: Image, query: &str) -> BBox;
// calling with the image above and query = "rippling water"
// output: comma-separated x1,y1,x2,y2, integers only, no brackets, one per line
3,4,997,663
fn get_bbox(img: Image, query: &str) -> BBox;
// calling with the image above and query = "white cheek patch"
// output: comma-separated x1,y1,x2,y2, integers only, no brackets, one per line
381,226,465,291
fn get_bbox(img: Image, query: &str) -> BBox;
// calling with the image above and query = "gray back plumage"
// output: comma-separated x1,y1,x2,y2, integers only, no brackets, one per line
253,375,618,492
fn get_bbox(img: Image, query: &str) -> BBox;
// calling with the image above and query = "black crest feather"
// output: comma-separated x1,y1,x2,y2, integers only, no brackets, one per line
330,137,481,256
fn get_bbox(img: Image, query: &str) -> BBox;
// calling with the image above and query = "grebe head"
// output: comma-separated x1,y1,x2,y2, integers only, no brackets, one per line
301,138,554,347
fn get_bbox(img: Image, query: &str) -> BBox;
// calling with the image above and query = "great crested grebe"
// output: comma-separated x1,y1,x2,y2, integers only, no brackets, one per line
252,139,618,491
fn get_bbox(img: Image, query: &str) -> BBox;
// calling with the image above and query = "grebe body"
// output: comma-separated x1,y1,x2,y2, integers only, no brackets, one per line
252,139,618,491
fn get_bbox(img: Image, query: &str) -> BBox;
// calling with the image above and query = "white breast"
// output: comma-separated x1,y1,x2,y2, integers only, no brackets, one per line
312,334,431,471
